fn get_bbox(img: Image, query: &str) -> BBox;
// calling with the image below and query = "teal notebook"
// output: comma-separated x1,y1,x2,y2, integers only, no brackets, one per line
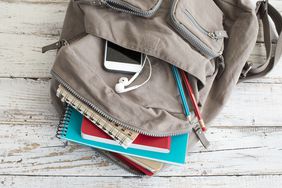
57,106,189,165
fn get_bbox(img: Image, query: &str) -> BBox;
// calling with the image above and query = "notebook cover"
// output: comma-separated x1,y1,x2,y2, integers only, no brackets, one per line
81,117,170,153
96,149,145,176
122,155,163,173
59,106,189,165
112,153,154,176
56,85,139,148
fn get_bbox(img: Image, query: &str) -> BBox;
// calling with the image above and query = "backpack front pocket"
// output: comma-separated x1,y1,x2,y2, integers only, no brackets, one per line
76,0,163,18
51,34,196,136
169,0,227,59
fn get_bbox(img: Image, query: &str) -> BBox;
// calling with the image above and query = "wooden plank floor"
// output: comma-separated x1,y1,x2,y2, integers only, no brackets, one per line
1,0,282,187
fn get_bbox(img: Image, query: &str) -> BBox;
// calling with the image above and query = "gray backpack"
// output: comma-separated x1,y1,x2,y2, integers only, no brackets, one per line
43,0,282,151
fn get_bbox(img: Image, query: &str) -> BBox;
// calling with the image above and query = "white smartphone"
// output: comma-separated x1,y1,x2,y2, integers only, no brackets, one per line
104,41,143,73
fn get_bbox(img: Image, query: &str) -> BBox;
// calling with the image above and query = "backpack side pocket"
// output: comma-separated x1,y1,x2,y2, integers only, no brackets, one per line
169,0,227,59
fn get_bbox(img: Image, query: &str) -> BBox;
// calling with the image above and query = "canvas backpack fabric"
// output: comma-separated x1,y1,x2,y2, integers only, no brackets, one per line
46,0,282,149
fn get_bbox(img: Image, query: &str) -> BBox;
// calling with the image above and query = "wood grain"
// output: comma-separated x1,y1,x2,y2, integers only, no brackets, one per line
0,78,281,127
0,1,282,81
1,0,282,186
0,79,281,177
1,120,282,176
1,175,282,188
0,1,66,36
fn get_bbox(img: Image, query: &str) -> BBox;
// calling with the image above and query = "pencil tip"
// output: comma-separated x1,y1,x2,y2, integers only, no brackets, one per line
187,115,192,122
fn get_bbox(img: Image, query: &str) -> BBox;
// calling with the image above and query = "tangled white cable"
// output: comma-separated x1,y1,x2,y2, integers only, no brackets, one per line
115,55,152,93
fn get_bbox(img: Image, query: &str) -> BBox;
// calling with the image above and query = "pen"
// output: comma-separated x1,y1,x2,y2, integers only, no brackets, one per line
179,70,207,132
171,66,191,121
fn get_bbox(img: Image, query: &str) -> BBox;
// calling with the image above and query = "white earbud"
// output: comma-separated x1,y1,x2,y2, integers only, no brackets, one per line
114,82,126,93
115,82,140,93
114,77,132,93
114,55,152,94
118,77,129,86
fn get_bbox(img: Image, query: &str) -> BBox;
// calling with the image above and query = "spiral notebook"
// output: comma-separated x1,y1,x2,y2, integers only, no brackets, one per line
56,105,189,165
81,117,171,153
56,85,139,148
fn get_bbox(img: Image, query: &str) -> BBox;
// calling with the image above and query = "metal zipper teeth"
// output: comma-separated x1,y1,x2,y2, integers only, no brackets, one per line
184,9,213,38
58,104,146,175
169,0,219,59
51,70,194,137
103,0,163,18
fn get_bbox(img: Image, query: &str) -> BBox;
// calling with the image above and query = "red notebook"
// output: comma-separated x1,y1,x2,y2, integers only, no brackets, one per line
111,153,154,176
81,118,171,153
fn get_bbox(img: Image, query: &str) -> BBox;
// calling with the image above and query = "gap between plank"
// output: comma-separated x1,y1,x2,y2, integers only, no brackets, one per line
0,174,282,178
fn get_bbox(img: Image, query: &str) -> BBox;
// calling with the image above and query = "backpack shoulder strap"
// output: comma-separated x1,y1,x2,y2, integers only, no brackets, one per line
240,0,282,81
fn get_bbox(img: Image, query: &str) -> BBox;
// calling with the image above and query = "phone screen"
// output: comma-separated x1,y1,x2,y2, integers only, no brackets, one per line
106,42,142,64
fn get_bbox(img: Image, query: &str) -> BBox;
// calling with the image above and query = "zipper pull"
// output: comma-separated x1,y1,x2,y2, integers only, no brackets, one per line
42,40,68,53
208,31,228,40
193,124,210,149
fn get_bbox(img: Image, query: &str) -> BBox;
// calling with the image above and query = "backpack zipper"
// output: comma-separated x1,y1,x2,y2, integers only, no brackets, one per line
169,0,222,59
52,70,209,147
42,40,69,53
46,37,210,146
75,0,163,18
42,33,86,53
193,124,210,148
51,70,199,137
184,9,228,40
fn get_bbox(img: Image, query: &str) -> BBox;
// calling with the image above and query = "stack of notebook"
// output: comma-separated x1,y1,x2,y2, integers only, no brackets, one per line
56,85,189,176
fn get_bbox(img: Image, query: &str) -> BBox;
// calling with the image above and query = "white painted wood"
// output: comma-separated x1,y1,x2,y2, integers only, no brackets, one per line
0,1,282,81
1,175,282,188
210,82,282,127
0,2,66,36
0,79,59,126
1,117,282,176
0,79,281,127
1,0,282,187
1,33,281,80
0,79,282,177
0,33,56,78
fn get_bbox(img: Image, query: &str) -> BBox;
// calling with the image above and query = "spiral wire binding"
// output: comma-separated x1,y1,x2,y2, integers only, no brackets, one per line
56,105,72,139
56,85,139,147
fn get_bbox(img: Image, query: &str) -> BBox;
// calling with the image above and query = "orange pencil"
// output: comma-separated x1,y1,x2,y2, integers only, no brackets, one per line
180,70,207,132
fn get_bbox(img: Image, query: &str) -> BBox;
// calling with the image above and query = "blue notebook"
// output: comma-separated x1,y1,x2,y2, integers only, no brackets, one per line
57,106,189,165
